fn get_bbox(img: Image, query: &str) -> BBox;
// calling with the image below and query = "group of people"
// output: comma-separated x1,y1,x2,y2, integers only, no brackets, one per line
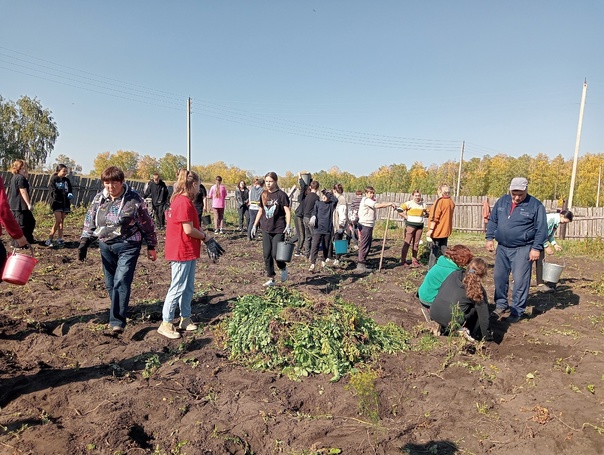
6,160,75,248
415,177,573,341
78,166,224,338
1,165,573,344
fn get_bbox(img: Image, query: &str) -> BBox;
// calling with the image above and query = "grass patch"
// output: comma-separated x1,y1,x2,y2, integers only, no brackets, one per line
561,237,604,260
588,275,604,296
222,287,410,381
346,366,380,423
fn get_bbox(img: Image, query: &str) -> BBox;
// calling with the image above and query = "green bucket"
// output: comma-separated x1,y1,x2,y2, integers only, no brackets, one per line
333,239,349,255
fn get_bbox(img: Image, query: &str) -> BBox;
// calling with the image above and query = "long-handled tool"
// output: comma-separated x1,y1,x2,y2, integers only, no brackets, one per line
378,207,392,272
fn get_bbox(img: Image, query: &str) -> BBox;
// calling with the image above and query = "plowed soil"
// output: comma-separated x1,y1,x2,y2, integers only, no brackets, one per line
1,225,603,455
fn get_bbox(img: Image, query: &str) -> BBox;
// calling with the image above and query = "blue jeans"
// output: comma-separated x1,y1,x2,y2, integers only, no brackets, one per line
248,209,258,240
494,244,533,317
162,259,196,322
99,241,142,328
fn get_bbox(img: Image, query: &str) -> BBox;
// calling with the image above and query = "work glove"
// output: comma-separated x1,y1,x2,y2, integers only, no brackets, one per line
250,225,257,239
78,237,93,261
68,193,74,200
336,227,345,235
206,238,225,262
309,216,317,227
284,225,292,237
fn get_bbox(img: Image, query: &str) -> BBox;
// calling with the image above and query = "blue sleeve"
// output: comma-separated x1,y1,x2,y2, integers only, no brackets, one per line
485,200,500,240
532,203,548,251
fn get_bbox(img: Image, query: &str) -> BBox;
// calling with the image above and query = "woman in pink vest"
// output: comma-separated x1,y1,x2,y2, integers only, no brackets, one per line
208,176,228,234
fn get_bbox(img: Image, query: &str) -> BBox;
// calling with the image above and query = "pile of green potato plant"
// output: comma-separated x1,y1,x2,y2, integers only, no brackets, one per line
223,287,410,380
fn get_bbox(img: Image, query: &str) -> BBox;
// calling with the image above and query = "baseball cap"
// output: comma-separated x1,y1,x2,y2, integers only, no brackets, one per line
509,177,528,191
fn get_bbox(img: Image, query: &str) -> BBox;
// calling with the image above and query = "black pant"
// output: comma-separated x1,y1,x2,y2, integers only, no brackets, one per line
12,210,36,244
428,237,448,269
152,203,166,228
302,216,314,257
310,232,332,264
262,231,286,277
237,205,249,230
0,241,7,281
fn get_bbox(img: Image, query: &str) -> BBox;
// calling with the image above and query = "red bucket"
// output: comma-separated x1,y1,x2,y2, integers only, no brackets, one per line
2,249,38,285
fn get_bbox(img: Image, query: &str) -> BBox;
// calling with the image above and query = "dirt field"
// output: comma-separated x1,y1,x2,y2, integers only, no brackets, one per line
1,224,603,455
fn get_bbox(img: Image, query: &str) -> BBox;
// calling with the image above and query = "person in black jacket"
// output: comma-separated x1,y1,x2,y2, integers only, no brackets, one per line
144,173,169,229
235,180,250,232
8,159,36,244
293,173,309,256
429,258,493,341
308,189,338,271
193,182,208,227
46,164,73,247
301,180,320,259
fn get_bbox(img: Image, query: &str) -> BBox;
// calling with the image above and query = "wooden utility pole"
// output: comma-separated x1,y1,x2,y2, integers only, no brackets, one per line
456,141,464,197
597,165,602,208
568,80,588,209
187,97,191,171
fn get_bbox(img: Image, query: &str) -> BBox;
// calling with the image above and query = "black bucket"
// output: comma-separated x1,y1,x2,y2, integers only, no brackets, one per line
276,241,295,262
300,172,311,186
201,214,212,226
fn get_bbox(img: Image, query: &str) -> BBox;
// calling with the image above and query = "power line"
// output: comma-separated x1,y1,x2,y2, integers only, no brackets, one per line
0,46,490,155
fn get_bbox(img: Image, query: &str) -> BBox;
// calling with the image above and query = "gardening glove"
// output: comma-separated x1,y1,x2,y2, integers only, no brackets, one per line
284,225,292,238
336,226,345,235
250,225,258,239
67,193,74,200
78,237,93,261
309,216,317,227
205,238,225,262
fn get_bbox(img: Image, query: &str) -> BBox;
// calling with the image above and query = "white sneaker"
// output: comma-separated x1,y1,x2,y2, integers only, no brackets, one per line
309,264,315,272
45,239,53,247
457,328,476,342
263,278,275,287
158,322,181,339
178,317,198,331
280,268,288,282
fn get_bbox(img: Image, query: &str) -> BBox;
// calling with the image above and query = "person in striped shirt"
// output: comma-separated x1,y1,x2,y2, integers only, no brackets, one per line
396,189,428,268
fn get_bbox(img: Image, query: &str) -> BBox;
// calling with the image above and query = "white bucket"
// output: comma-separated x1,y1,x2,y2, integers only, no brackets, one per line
542,260,565,284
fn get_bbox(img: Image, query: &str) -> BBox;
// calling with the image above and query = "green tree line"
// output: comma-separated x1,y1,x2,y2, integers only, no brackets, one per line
2,95,602,206
83,150,604,207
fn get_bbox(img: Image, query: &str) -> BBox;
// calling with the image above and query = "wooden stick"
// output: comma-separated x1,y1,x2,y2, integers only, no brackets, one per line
379,208,392,271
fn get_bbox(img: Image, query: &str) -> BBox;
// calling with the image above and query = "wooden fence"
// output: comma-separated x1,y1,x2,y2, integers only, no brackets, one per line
2,172,602,239
1,171,145,208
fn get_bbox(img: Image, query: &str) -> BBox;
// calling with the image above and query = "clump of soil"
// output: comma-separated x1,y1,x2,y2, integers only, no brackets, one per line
1,226,603,454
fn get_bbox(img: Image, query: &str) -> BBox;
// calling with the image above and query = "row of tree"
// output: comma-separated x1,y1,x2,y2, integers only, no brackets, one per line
88,150,603,207
1,95,602,206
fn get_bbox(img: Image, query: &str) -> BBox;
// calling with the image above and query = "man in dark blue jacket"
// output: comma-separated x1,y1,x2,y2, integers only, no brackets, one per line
486,177,547,323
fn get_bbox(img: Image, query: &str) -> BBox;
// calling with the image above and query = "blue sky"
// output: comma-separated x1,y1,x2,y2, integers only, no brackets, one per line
1,1,602,177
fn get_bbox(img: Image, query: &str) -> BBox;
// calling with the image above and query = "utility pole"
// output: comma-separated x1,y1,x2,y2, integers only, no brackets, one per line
597,165,602,208
187,97,191,171
568,80,588,209
456,141,464,197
